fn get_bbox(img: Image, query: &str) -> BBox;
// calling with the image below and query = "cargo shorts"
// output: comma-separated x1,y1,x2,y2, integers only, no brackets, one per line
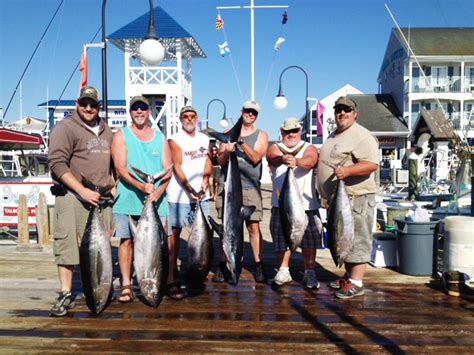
346,193,376,264
215,187,263,222
53,194,112,265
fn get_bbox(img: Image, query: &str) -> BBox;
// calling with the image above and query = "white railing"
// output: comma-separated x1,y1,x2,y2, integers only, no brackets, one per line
464,78,474,92
128,67,191,91
412,76,462,93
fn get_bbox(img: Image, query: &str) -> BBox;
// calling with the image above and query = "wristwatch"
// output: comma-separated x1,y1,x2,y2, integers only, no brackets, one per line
237,138,244,145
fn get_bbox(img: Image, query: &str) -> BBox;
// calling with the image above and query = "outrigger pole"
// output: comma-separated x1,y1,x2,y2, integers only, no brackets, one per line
217,0,288,101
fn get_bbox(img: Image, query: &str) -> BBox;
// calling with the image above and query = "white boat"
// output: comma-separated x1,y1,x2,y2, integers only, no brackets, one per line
0,128,53,230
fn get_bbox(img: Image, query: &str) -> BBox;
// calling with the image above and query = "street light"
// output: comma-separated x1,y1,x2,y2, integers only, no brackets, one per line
206,99,231,129
273,65,311,143
101,0,165,120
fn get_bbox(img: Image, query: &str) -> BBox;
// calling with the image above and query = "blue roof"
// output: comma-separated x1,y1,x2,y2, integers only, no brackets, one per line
38,100,126,108
108,6,205,59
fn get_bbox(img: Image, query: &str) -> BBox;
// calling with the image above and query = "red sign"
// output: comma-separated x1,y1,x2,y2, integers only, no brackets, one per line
3,207,36,217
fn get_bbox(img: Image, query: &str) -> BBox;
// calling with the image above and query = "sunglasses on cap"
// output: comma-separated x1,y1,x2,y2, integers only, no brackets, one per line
78,100,100,110
283,128,300,134
334,106,354,114
130,103,149,111
243,108,258,116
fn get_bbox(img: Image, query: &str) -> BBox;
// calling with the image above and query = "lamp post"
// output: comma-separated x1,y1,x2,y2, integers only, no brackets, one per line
273,65,310,143
206,99,231,129
101,0,165,120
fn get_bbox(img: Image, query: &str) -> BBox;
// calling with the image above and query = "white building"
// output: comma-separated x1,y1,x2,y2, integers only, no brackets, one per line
377,27,474,144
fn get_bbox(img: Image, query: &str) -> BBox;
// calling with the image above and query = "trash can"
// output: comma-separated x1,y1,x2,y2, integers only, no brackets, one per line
394,217,440,276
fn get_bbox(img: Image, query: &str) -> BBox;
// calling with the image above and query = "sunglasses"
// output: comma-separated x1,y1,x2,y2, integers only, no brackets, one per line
243,108,258,116
78,100,99,110
283,128,300,135
335,106,354,114
130,103,149,111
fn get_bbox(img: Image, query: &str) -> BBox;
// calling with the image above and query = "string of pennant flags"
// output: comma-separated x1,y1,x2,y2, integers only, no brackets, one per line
215,10,288,56
214,9,289,102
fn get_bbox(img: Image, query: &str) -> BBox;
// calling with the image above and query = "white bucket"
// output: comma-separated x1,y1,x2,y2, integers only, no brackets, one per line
444,216,474,278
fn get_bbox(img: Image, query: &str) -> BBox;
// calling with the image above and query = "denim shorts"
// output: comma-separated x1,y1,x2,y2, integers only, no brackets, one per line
169,201,210,229
113,213,170,239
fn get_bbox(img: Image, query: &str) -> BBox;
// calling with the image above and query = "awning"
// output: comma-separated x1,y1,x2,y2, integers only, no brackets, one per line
0,128,45,150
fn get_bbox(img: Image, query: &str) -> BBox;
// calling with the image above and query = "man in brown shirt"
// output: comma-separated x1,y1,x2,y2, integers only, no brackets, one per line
48,86,114,316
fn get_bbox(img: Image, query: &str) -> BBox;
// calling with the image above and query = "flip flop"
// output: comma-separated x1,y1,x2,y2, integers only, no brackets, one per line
118,285,134,303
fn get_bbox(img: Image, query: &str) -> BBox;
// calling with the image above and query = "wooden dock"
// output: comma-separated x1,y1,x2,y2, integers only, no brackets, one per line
1,186,473,353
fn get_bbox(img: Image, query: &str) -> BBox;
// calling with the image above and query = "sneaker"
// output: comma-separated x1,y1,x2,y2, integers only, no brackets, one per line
255,263,268,284
212,262,229,283
273,267,292,286
50,292,76,317
335,281,365,299
328,275,349,290
302,270,320,290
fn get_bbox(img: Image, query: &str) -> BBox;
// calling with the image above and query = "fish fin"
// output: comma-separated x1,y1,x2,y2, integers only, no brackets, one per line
206,117,243,143
152,164,173,184
128,214,137,239
207,216,223,238
129,166,150,183
241,206,255,220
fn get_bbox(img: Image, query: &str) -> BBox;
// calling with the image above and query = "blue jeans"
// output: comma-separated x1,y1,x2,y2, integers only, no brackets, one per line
168,201,210,229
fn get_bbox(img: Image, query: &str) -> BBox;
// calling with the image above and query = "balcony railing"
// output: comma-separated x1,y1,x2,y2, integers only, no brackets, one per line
128,66,191,89
411,76,462,93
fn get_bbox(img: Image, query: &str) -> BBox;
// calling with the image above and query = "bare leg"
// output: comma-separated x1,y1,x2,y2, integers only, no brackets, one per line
168,227,181,284
302,248,316,270
118,238,133,286
247,221,262,263
346,262,366,282
277,250,291,268
57,265,74,293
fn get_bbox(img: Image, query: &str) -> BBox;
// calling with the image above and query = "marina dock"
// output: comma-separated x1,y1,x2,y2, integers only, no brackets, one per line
1,185,473,352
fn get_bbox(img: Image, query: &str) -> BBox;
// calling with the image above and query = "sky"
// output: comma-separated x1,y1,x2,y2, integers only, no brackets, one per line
1,0,473,140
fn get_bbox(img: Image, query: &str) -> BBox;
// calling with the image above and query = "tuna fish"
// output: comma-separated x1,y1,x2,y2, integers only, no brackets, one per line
186,198,214,285
207,118,254,285
326,178,355,268
79,180,114,315
129,165,172,307
278,167,309,252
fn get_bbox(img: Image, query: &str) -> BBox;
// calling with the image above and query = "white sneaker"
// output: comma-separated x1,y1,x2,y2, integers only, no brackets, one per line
302,270,320,289
274,267,292,285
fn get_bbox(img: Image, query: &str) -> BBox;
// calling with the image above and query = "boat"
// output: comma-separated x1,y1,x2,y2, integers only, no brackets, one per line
0,127,53,230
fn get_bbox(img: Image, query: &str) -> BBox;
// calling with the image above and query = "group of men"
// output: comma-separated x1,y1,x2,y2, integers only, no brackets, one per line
47,86,378,317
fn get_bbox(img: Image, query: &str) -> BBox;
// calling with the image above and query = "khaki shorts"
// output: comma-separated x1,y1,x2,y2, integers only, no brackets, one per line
53,194,112,265
346,194,376,264
216,187,263,222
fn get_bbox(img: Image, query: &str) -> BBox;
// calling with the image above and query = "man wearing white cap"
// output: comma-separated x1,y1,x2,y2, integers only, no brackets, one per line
167,106,212,297
267,117,322,289
215,100,269,283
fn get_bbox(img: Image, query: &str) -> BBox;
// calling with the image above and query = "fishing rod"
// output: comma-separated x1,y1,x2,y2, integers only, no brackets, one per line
3,0,65,119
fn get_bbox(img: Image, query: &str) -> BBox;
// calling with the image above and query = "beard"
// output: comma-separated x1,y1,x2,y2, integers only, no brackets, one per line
182,122,196,133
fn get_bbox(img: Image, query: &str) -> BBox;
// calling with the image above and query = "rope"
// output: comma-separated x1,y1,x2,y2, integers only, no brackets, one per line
3,0,65,119
219,10,244,102
261,16,287,104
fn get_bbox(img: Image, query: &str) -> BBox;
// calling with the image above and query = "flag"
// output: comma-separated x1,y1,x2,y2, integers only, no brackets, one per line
274,37,285,50
215,14,224,30
79,49,88,89
218,41,230,57
316,101,325,136
282,10,288,24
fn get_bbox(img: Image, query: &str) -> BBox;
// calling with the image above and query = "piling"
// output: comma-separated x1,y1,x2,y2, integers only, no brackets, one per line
16,194,30,249
36,192,50,246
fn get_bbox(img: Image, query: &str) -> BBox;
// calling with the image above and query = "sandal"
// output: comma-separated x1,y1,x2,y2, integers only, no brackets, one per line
167,282,185,300
118,285,134,303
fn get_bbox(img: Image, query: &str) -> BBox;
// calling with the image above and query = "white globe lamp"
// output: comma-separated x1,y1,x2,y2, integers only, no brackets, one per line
274,95,288,111
139,38,165,66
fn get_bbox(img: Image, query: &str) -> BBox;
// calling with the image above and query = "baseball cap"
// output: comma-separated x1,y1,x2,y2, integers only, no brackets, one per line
242,100,261,114
130,95,150,107
281,117,302,131
180,105,197,116
333,96,357,109
78,86,99,103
